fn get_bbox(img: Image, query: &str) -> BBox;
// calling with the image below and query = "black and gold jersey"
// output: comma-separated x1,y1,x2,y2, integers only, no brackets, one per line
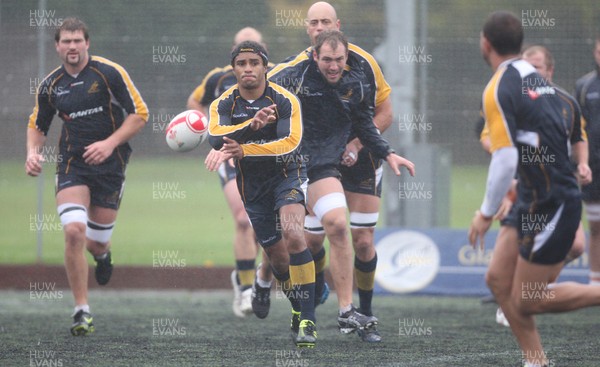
207,81,303,204
28,56,148,175
482,58,579,204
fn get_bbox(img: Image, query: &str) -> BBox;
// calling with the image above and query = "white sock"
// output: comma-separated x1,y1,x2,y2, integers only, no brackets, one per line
257,275,272,288
95,252,108,260
339,304,352,315
73,304,90,315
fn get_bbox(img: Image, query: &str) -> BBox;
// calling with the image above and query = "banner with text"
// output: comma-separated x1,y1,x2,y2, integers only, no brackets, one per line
374,228,589,296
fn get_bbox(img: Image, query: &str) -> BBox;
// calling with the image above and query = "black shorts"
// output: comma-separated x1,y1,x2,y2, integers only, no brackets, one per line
307,165,341,185
339,150,383,197
218,162,237,188
243,166,307,248
56,172,125,210
502,197,581,265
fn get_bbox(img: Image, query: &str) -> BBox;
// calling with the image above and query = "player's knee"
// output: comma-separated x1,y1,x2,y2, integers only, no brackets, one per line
63,222,86,248
322,214,347,241
234,210,252,231
485,269,506,294
352,228,374,254
58,203,87,246
283,230,305,252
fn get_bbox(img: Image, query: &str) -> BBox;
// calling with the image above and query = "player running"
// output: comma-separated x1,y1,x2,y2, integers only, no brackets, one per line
269,30,414,341
207,41,317,347
469,11,600,367
25,17,148,336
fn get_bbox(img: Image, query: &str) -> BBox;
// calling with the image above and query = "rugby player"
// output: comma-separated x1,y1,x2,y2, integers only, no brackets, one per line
189,27,274,319
267,1,394,342
269,30,414,342
469,11,600,366
207,41,317,347
25,17,148,336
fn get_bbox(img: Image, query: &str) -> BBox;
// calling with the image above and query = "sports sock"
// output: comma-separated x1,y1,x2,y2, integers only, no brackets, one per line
257,267,273,288
74,304,90,315
312,247,326,302
355,254,377,316
94,252,107,260
272,269,301,312
236,259,255,291
289,248,316,323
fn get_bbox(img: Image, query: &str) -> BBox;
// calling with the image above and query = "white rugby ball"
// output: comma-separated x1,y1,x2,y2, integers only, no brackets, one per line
165,110,209,152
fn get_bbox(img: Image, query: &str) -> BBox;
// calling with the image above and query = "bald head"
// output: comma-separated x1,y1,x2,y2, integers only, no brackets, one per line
306,1,340,45
233,27,263,47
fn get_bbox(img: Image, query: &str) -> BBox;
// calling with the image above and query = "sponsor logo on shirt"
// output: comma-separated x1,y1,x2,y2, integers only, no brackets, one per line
68,106,104,119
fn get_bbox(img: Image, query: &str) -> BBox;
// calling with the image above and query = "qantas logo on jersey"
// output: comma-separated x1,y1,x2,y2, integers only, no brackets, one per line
68,106,104,119
245,106,260,111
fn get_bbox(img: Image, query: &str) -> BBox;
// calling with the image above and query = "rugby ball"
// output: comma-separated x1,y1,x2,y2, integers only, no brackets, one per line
165,110,209,152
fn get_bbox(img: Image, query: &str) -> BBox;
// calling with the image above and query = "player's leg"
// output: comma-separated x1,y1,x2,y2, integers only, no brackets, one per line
279,202,317,347
585,202,600,284
304,217,329,306
222,178,257,316
565,221,585,264
507,199,600,365
484,225,519,328
346,191,381,342
84,173,127,287
307,177,373,333
307,178,352,310
56,183,93,336
86,205,117,287
508,258,562,366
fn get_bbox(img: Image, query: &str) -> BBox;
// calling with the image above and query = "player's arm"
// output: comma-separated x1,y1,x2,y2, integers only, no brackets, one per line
346,46,394,151
83,61,148,165
346,97,393,154
571,103,591,184
25,78,55,176
208,96,259,150
469,70,520,249
84,113,146,165
237,89,302,158
25,128,47,177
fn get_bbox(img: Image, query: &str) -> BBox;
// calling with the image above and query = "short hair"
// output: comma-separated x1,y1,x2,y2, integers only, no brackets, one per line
55,17,89,42
482,11,523,56
522,45,554,70
230,40,269,67
314,30,348,56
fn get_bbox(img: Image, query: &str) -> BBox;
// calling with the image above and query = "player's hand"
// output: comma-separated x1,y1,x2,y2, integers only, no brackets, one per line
250,104,277,131
468,211,493,250
341,139,361,167
577,163,592,185
221,137,243,160
83,140,116,165
385,153,415,176
25,152,44,177
204,149,227,172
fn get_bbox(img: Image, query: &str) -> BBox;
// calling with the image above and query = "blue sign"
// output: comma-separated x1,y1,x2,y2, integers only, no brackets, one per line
374,228,590,296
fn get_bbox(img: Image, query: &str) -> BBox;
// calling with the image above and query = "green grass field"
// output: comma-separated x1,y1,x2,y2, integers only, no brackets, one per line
1,290,599,367
0,158,487,265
